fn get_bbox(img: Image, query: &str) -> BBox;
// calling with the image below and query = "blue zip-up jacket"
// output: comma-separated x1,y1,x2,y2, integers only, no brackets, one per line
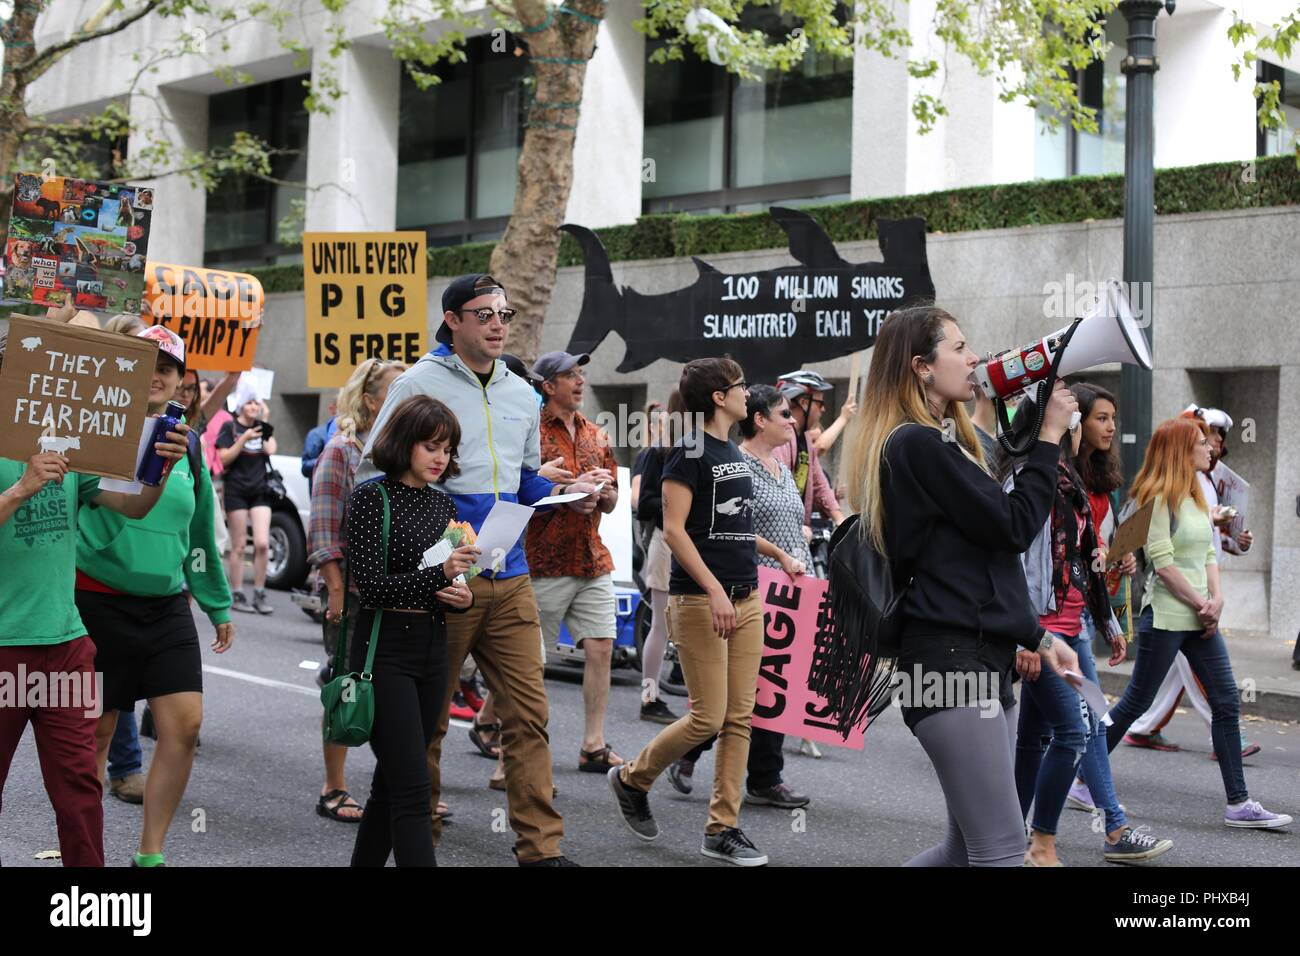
358,344,555,578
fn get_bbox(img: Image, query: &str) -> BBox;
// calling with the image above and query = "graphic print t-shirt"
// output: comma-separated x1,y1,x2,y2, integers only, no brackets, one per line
662,432,757,594
0,458,100,645
216,420,269,494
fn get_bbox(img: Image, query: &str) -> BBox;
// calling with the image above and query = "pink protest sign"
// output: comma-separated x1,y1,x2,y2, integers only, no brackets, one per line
751,566,866,750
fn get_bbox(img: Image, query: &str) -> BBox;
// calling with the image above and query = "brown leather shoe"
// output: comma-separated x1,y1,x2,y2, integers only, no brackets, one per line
110,774,145,804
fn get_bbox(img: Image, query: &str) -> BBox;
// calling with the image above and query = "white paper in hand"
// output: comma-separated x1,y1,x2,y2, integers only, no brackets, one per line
473,500,535,572
1062,670,1111,723
420,539,454,571
533,480,606,508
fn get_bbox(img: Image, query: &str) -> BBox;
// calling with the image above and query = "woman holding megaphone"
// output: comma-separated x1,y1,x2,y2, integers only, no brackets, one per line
842,305,1081,866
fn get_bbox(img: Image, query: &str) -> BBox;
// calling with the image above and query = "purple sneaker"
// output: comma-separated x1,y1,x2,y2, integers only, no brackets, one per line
1066,779,1095,812
1224,800,1293,829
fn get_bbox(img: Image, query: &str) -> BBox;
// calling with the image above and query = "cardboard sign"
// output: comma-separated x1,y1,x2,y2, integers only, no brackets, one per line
563,207,935,383
2,173,153,314
751,567,866,750
144,262,263,371
1212,461,1250,554
0,316,156,479
1108,499,1155,565
303,232,428,388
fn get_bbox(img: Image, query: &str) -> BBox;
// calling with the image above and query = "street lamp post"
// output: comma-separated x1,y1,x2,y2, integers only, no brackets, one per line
1117,0,1172,480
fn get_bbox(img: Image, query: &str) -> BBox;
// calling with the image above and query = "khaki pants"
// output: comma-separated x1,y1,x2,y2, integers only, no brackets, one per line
622,592,763,834
427,574,563,863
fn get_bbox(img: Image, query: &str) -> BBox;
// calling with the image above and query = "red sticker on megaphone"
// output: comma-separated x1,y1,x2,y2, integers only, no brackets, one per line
1024,350,1045,372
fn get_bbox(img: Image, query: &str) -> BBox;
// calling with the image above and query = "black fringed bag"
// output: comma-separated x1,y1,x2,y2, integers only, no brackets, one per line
808,426,922,738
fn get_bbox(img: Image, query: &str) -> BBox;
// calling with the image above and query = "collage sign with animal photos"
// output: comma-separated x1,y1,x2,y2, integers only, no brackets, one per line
2,173,154,315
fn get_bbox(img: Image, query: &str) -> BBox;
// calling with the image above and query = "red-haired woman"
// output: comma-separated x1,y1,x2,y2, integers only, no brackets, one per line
1103,418,1291,829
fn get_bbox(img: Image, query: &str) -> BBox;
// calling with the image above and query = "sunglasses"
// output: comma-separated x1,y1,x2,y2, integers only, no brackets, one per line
460,307,518,325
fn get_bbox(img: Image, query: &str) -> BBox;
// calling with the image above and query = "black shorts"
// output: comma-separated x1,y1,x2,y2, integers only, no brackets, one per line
75,590,204,711
224,485,272,512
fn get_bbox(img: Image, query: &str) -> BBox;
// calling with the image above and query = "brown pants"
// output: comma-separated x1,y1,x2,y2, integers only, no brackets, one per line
427,574,563,863
622,592,763,834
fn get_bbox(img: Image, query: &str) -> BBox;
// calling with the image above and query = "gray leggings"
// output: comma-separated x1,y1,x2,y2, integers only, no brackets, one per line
904,702,1027,867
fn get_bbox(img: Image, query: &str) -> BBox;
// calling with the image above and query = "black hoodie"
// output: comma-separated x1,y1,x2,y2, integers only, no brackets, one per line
881,424,1059,722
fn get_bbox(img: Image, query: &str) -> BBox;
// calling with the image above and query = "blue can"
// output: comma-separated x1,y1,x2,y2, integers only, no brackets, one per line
137,400,187,486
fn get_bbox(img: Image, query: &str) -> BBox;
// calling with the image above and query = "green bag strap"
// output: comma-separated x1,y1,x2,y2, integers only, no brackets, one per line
359,481,390,680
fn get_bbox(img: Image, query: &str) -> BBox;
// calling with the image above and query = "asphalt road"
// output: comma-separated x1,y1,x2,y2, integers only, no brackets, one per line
3,588,1298,867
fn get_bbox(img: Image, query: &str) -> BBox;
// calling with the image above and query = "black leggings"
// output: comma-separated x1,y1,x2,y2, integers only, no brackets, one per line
350,611,447,868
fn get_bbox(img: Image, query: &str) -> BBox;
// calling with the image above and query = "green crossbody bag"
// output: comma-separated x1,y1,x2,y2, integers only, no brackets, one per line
321,482,390,746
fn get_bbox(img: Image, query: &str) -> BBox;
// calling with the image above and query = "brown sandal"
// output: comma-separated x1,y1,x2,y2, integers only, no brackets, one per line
578,745,624,773
468,720,502,759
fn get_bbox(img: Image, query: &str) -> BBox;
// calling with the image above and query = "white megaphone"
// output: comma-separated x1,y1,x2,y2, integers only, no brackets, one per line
972,279,1152,455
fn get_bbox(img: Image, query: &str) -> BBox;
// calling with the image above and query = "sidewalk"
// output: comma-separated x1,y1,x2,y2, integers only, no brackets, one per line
1095,628,1300,723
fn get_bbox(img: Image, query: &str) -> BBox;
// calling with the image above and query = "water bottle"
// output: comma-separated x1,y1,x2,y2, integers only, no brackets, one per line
137,401,187,486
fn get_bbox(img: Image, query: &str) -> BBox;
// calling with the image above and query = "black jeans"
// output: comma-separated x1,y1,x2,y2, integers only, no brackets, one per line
350,611,447,867
681,728,785,790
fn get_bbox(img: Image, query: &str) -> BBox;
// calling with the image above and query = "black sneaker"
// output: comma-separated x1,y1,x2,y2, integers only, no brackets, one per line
607,767,658,841
666,758,694,795
231,591,255,614
744,782,810,809
1104,825,1174,864
253,589,274,614
517,854,581,867
701,827,768,866
640,698,680,725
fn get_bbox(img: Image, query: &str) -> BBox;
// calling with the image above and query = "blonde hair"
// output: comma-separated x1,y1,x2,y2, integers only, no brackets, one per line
842,306,985,555
336,359,406,447
1129,417,1209,515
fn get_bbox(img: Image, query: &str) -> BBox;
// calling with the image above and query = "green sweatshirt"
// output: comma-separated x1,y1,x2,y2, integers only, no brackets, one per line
76,445,232,626
1142,494,1217,632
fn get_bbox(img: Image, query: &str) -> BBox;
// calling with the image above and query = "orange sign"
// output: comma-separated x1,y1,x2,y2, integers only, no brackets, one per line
143,262,264,371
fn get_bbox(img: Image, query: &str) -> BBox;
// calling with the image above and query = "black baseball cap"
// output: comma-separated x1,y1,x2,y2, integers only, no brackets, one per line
501,353,543,384
532,350,590,381
436,273,508,345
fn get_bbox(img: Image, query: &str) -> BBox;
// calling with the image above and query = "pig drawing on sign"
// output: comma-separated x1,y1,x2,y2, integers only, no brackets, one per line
20,336,42,352
115,357,138,372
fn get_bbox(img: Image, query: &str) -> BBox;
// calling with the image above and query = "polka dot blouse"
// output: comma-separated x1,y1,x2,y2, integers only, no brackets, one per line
343,477,462,613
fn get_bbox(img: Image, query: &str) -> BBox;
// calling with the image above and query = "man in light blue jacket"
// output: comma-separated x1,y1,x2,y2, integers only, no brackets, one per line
361,273,597,866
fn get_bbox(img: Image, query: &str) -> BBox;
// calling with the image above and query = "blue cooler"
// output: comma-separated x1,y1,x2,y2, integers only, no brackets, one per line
552,585,641,667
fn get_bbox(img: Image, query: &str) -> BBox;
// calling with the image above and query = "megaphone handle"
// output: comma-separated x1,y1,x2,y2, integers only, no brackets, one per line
993,316,1085,459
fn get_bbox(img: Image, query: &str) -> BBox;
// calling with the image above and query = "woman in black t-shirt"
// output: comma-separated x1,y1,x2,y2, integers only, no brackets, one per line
345,395,477,867
610,359,803,868
217,397,278,614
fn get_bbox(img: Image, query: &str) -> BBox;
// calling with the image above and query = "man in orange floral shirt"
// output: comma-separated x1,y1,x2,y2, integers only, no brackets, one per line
524,351,622,773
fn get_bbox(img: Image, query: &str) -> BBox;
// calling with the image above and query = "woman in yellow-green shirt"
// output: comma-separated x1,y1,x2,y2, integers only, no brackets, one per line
1103,418,1291,830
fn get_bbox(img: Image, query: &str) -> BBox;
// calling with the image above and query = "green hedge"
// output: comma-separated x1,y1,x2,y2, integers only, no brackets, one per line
247,155,1299,292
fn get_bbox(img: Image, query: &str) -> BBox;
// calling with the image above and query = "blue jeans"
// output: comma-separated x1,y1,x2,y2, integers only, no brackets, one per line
1105,607,1247,804
1068,619,1127,834
1015,630,1088,836
107,708,143,781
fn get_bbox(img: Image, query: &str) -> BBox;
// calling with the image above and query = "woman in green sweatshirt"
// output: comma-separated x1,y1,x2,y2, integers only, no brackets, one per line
76,325,235,868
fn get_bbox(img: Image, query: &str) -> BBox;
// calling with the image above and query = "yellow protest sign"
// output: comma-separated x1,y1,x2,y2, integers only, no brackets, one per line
303,232,428,388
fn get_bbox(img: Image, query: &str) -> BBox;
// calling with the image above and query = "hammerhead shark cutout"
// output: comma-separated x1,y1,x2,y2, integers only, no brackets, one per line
560,206,935,383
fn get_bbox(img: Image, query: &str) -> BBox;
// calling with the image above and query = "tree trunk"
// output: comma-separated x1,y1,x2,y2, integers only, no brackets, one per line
0,3,39,238
489,0,604,365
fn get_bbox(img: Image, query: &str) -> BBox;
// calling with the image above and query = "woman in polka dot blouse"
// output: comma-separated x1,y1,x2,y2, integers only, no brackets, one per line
343,395,479,867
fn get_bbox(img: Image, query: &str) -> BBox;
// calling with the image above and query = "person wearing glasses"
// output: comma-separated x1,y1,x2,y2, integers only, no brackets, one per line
360,273,597,866
609,359,804,866
773,370,845,528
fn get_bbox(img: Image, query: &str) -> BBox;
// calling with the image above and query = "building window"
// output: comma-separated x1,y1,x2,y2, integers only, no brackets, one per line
396,37,527,246
1257,62,1300,157
1034,16,1127,179
204,76,310,268
642,9,853,214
